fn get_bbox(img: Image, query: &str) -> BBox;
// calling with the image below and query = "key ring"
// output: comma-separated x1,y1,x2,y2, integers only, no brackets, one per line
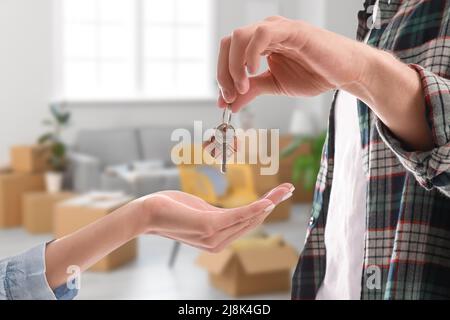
222,105,232,126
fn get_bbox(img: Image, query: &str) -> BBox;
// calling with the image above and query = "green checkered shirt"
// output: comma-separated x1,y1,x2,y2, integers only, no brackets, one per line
292,0,450,300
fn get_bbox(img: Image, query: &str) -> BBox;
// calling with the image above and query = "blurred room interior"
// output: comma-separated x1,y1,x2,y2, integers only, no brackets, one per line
0,0,361,299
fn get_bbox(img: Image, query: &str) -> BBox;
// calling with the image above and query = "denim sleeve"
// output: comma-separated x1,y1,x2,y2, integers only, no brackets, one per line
0,243,78,300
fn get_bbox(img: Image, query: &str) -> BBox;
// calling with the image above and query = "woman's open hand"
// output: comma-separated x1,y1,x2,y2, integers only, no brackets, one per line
137,183,294,253
45,184,293,290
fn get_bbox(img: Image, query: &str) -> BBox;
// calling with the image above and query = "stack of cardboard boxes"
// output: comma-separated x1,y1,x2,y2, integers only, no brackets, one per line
0,146,48,228
197,232,298,297
23,191,75,233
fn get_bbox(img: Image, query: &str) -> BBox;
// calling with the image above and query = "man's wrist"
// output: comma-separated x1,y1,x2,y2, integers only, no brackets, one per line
341,44,381,106
346,45,433,151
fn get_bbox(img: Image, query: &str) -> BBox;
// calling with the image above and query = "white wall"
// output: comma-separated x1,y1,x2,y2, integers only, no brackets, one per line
0,0,53,166
0,0,363,166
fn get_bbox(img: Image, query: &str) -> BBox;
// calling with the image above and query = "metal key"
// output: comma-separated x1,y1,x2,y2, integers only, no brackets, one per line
220,106,232,173
221,127,227,173
204,105,237,174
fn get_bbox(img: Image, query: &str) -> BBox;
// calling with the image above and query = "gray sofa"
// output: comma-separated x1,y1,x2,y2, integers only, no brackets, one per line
69,126,188,197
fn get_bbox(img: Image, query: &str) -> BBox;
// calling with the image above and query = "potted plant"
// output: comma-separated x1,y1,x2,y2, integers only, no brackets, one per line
38,104,71,193
281,132,327,193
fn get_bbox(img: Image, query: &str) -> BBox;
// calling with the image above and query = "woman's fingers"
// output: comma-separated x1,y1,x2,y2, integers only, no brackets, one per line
261,183,294,199
263,186,293,206
155,190,219,211
163,205,273,253
216,198,274,229
144,184,294,253
210,212,270,253
163,218,251,252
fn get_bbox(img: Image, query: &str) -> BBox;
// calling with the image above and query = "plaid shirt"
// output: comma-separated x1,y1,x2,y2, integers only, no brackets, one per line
292,0,450,300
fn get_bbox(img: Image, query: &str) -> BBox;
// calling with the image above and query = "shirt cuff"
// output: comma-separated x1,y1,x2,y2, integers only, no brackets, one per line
3,243,78,300
376,118,434,189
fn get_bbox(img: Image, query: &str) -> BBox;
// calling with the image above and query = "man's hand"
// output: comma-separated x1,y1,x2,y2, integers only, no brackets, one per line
218,16,433,151
217,16,367,112
139,183,294,253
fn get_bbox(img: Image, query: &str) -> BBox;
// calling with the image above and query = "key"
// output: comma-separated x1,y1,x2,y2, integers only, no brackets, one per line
219,105,234,174
222,126,227,173
204,105,237,174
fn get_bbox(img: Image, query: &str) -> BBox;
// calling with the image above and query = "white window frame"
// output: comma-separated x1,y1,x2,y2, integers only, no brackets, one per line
52,0,217,106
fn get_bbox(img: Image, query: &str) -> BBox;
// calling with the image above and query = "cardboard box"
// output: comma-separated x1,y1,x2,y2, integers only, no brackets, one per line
0,170,45,228
279,135,314,203
54,192,137,271
10,145,51,173
22,191,75,234
197,235,298,297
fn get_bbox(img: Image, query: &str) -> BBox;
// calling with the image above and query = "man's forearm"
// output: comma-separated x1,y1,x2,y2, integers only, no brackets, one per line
45,200,145,290
345,46,434,151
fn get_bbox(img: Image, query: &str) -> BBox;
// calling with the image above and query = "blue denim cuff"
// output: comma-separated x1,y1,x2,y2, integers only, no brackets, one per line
1,243,78,300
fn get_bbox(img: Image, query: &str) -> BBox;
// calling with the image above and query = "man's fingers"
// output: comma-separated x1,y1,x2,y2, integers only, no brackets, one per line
217,95,228,108
245,25,272,74
217,36,237,103
229,28,251,95
228,71,278,112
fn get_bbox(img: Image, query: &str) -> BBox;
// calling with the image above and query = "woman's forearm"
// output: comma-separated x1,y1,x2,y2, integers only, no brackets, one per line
43,185,292,291
345,46,434,151
44,200,145,290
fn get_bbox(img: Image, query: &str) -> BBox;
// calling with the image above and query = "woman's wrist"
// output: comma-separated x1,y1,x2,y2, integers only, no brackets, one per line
45,200,147,290
121,197,152,237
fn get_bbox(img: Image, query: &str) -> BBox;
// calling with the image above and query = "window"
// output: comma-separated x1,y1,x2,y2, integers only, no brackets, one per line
59,0,214,100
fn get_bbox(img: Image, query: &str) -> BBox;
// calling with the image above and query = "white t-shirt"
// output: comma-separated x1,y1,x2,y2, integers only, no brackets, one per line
315,90,367,300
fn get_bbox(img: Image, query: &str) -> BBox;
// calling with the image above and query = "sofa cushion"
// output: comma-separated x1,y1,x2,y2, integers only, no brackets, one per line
76,128,141,166
138,126,193,165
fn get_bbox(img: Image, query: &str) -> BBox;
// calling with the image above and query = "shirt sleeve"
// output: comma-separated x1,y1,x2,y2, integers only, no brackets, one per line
376,64,450,197
0,243,78,300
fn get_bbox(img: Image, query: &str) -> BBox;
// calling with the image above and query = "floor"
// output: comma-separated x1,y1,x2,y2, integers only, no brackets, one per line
0,205,311,300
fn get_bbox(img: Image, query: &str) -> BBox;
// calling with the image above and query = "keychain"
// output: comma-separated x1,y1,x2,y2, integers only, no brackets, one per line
204,105,238,174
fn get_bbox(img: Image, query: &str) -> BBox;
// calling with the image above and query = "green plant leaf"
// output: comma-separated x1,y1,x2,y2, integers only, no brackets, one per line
52,142,66,158
303,168,316,191
292,156,313,183
312,132,327,155
37,133,53,145
50,155,66,172
42,119,54,126
281,136,309,159
50,104,71,125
